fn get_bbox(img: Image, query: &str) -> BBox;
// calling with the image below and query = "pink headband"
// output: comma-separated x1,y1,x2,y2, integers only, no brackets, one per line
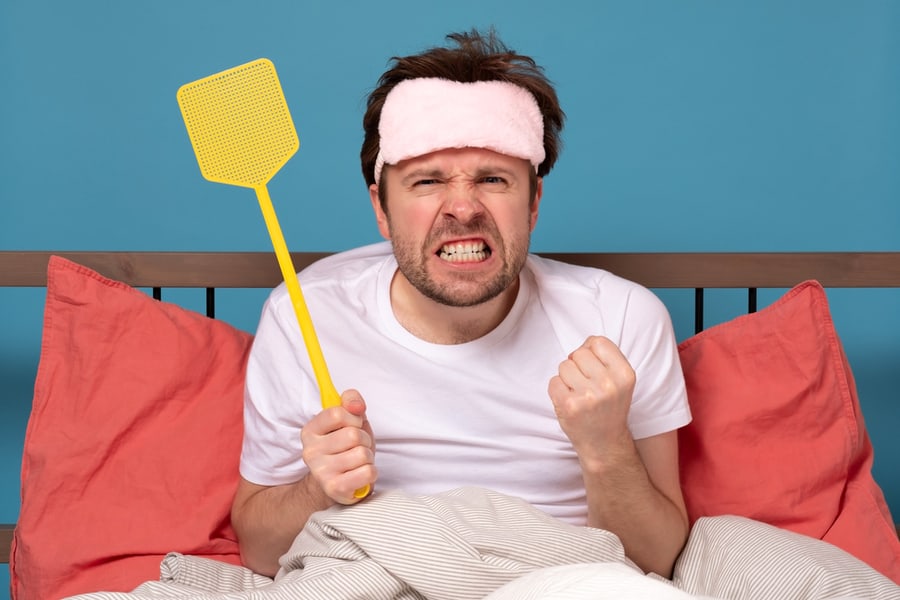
374,78,545,184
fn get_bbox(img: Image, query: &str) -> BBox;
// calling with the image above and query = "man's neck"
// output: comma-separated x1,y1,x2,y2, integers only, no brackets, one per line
388,272,519,345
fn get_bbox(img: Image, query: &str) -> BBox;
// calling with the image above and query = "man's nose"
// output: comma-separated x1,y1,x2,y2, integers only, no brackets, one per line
442,183,483,222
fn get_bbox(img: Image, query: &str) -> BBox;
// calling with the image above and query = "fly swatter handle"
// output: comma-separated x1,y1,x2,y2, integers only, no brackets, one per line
255,186,340,407
255,186,370,499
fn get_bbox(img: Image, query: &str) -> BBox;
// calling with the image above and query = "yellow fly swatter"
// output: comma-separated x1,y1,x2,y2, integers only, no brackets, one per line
177,59,369,498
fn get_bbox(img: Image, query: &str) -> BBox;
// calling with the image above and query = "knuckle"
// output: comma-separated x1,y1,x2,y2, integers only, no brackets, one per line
350,444,371,464
597,377,618,396
586,334,606,349
347,426,369,447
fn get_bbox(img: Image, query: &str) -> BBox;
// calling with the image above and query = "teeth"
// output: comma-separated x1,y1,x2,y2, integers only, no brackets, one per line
439,241,489,262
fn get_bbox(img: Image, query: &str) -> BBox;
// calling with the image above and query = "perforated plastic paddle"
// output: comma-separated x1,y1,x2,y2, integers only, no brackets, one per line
177,59,369,498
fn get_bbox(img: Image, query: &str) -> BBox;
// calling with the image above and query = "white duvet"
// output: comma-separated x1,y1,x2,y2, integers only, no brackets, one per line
64,487,899,600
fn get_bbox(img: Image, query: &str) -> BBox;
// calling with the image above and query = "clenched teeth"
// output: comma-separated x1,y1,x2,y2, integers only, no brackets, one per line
438,241,490,262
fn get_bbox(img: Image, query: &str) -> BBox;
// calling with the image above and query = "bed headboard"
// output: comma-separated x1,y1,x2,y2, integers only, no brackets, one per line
6,251,900,288
4,250,900,332
2,249,900,564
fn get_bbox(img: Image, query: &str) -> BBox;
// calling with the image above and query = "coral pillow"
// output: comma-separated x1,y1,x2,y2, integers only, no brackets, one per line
11,257,253,600
678,280,900,583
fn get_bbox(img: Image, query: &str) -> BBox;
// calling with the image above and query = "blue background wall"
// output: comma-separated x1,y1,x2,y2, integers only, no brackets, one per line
2,1,898,595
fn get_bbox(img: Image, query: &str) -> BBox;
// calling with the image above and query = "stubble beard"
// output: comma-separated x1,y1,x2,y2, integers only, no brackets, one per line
389,215,531,308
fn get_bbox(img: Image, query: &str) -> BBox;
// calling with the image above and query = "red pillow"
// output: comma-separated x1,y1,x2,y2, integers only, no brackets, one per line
678,280,900,583
11,257,253,600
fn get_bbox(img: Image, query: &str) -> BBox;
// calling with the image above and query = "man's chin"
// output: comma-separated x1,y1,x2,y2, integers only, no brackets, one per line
422,280,510,308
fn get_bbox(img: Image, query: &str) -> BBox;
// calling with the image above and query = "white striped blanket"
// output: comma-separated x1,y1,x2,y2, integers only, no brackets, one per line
65,487,899,600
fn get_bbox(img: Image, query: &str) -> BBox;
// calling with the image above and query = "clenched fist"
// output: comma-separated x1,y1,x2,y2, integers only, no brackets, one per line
300,389,377,504
548,336,636,461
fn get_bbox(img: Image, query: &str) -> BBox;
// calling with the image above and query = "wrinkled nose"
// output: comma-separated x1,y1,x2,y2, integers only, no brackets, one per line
442,184,483,223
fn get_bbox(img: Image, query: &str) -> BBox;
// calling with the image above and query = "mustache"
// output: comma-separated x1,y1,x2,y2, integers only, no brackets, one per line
427,215,497,243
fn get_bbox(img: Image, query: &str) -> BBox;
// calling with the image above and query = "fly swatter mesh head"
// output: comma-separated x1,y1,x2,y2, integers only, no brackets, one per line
177,58,299,188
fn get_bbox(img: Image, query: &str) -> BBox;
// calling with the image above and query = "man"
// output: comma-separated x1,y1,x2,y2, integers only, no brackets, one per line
231,29,691,579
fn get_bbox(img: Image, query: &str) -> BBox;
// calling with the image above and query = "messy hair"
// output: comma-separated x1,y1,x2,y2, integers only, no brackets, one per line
360,29,565,189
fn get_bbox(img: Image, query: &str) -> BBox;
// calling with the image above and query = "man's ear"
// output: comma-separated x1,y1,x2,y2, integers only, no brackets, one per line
370,184,391,240
530,177,543,232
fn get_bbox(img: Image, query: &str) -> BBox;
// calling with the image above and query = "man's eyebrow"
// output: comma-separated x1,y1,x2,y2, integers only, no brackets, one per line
400,168,445,185
473,165,517,178
399,163,518,185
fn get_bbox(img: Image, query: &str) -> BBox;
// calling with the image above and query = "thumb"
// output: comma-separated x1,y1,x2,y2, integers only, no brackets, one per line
341,388,367,417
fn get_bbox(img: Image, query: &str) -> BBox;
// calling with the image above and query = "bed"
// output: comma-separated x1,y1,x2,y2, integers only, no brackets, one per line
1,250,899,600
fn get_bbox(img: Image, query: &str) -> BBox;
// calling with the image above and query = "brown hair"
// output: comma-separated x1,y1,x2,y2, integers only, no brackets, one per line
360,28,565,188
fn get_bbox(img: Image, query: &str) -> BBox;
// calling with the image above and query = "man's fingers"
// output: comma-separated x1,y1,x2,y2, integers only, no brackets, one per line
306,403,366,437
302,389,377,505
584,336,631,370
564,337,634,386
342,388,367,417
556,358,585,389
331,463,378,505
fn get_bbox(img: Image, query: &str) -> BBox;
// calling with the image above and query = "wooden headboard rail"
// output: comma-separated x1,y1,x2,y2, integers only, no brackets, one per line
1,249,899,564
2,251,900,289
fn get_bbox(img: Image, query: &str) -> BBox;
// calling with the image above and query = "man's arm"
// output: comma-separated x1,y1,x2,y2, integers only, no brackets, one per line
580,430,688,578
549,335,688,578
231,476,331,576
232,390,377,576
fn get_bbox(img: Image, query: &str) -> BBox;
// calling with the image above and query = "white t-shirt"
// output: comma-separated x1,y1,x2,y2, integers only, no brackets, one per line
240,242,690,525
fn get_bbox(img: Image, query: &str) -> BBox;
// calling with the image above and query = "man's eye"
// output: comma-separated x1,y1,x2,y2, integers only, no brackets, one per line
480,176,506,184
414,179,440,186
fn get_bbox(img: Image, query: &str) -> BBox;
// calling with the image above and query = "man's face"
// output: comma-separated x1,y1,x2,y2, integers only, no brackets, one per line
370,147,542,308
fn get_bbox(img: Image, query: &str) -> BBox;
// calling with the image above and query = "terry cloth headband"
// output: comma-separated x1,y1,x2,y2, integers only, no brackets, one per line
373,78,545,184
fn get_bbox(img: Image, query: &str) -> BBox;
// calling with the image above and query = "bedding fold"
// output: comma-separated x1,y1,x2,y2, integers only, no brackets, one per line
61,487,900,600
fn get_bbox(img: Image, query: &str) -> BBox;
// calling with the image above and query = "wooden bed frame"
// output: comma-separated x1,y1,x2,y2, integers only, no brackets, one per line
2,249,900,565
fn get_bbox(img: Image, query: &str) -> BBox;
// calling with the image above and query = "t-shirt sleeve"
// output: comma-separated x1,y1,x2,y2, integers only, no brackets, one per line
239,290,321,486
528,256,691,441
617,285,692,439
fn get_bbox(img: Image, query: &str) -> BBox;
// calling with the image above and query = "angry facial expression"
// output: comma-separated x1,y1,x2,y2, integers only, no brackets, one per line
371,147,542,308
